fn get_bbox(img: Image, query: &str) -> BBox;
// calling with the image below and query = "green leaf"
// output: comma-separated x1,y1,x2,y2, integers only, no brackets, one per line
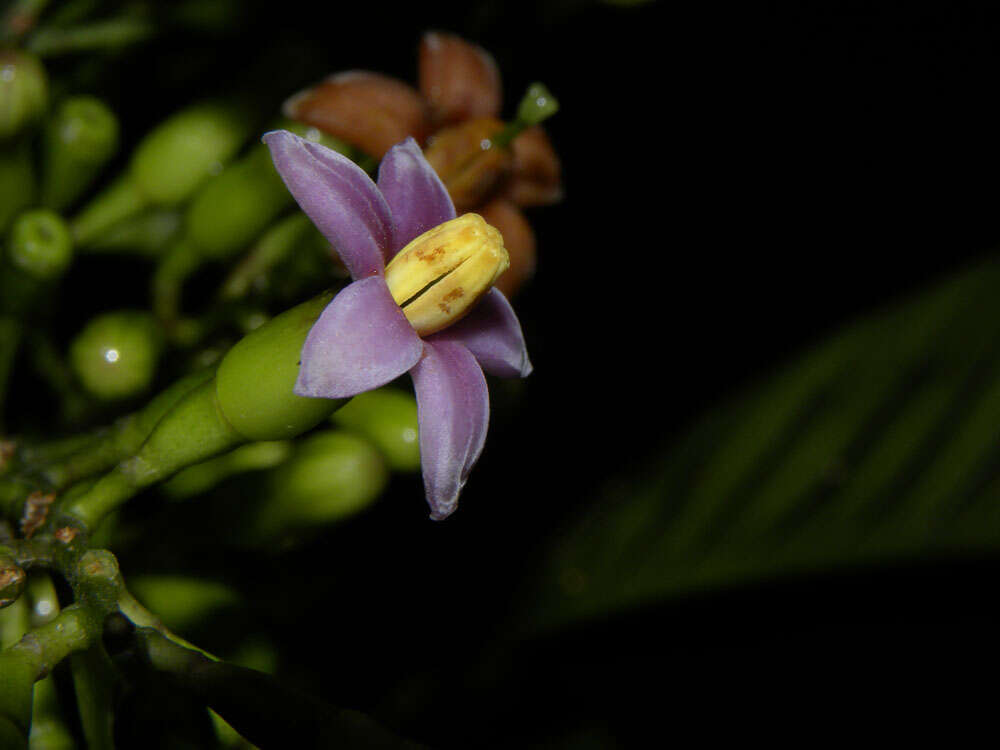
523,257,1000,632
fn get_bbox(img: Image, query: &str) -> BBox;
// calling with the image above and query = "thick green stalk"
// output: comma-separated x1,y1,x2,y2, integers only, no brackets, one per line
69,645,116,750
60,379,244,530
16,367,213,491
29,672,75,750
13,294,340,531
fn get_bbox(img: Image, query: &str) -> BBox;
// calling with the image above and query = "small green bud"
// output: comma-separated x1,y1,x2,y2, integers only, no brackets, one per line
6,210,73,280
129,576,240,634
332,388,420,472
517,82,559,126
130,102,250,205
0,50,47,141
69,311,162,400
249,431,387,537
40,96,119,211
185,143,292,260
216,293,344,441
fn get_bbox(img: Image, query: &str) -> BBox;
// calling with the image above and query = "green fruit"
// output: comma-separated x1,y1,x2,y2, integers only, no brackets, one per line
185,144,292,260
41,96,119,210
70,311,162,400
332,388,420,471
0,50,47,141
6,210,73,281
216,293,343,441
252,431,388,535
130,102,249,205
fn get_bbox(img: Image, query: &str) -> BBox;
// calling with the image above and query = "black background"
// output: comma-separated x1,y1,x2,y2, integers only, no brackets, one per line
31,0,1000,744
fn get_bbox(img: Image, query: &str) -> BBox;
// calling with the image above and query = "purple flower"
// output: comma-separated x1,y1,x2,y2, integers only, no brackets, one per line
263,130,532,520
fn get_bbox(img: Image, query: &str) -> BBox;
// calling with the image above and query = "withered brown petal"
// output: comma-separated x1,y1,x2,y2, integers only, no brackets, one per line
418,31,503,127
424,117,512,213
284,71,430,159
504,126,564,207
480,198,536,298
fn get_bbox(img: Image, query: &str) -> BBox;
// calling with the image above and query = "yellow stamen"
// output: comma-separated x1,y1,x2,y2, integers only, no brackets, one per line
385,213,509,336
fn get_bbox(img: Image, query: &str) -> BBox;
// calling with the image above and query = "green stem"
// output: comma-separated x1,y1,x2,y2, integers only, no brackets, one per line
30,672,76,749
118,588,217,661
71,174,147,247
81,209,181,258
0,141,36,235
60,379,243,530
27,16,155,57
37,367,215,490
152,239,202,332
69,644,116,750
27,334,91,426
492,82,560,148
7,605,92,681
218,213,313,300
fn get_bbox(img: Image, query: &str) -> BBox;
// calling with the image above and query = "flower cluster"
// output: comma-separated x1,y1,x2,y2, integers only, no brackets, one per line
284,31,562,298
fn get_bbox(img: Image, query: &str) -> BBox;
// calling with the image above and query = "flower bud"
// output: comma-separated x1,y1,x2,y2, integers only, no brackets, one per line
517,82,559,127
423,117,511,212
6,210,73,281
479,199,536,298
384,213,509,336
0,50,47,141
418,31,501,127
284,71,429,159
69,311,162,401
40,96,119,211
506,126,563,207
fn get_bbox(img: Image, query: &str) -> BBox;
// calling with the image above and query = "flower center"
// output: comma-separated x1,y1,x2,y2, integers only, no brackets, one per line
384,213,509,336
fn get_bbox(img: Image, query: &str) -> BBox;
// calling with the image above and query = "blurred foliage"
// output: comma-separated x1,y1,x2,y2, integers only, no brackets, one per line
522,257,1000,631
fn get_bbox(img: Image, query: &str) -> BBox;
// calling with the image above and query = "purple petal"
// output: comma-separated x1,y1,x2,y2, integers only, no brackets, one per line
263,129,392,279
430,289,532,378
410,340,489,520
377,137,456,259
295,277,424,399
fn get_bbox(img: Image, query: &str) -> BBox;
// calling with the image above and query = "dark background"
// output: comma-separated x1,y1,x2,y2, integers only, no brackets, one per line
30,0,1000,744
